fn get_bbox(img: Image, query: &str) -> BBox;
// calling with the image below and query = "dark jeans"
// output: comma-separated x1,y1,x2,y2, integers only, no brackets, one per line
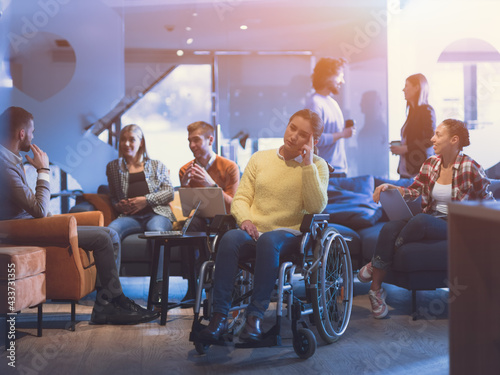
108,212,173,273
371,213,448,270
77,226,123,302
212,229,301,320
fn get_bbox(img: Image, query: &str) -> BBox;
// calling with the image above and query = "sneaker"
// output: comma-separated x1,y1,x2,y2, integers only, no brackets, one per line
368,288,388,319
91,295,159,325
357,262,373,283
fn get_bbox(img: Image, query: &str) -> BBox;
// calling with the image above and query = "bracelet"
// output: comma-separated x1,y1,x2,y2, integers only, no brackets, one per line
37,168,50,172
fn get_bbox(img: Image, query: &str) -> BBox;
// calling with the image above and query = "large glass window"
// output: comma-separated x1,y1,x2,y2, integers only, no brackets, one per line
122,64,212,186
433,61,500,169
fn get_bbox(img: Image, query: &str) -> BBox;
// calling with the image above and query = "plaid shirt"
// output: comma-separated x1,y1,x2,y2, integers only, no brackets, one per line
403,153,493,214
106,158,176,222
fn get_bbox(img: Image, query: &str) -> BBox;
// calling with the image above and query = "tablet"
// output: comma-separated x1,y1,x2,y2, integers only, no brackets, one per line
379,189,414,221
178,187,227,218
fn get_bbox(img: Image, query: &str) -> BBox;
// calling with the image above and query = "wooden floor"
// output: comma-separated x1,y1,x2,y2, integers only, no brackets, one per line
1,277,449,375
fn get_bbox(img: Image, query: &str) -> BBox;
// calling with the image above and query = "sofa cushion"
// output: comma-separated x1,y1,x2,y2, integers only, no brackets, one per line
324,175,382,230
328,223,362,270
391,240,448,273
82,193,117,226
489,178,500,199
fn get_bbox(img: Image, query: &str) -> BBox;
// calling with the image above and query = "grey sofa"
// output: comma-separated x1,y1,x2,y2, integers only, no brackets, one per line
323,174,500,317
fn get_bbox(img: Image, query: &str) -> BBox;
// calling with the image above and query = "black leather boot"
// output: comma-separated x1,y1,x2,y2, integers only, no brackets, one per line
239,315,262,342
198,312,228,342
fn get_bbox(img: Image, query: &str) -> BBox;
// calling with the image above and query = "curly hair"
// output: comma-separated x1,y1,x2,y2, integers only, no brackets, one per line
441,118,470,150
311,58,347,91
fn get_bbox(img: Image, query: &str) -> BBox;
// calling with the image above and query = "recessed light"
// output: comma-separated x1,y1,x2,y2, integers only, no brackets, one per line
186,38,193,45
192,12,198,17
240,25,248,30
176,50,184,56
186,26,192,31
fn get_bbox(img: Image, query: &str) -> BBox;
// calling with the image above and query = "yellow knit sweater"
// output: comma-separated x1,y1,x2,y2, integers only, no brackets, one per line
231,149,329,232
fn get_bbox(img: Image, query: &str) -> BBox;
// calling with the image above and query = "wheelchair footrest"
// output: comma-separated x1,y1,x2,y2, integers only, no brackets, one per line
190,330,234,346
235,323,281,348
235,335,278,348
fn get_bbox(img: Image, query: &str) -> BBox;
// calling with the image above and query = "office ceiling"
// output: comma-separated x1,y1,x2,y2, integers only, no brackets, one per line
4,0,388,59
113,0,387,53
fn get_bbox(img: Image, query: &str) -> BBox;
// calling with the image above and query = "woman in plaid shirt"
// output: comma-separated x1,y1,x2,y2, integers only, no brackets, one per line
106,124,176,271
358,119,493,319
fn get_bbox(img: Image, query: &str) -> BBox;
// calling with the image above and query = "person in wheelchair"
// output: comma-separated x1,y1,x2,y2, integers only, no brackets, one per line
199,108,329,343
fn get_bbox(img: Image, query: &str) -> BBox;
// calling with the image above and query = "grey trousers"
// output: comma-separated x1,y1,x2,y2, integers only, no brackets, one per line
77,226,123,301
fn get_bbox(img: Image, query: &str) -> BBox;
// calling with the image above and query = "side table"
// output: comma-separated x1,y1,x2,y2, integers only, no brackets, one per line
139,232,213,325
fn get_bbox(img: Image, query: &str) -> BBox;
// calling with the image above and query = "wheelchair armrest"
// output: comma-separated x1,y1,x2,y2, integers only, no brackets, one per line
209,214,237,233
300,214,330,233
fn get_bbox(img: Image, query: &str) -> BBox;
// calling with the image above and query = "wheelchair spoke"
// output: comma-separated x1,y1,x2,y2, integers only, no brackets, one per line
312,229,353,344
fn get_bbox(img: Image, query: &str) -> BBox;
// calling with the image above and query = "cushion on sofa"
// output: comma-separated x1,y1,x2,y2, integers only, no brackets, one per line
488,178,500,199
82,193,117,226
324,175,382,230
327,223,363,270
391,240,448,273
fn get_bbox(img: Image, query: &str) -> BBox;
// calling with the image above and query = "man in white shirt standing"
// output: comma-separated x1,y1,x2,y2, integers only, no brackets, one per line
306,57,355,177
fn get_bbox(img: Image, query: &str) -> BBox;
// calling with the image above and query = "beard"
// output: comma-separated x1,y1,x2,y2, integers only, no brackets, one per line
327,82,340,95
20,139,31,152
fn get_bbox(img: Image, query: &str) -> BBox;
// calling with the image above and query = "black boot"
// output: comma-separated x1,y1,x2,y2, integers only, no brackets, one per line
239,315,262,342
198,312,228,342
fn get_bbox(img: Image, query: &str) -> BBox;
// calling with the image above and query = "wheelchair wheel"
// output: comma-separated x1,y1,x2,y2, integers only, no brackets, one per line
227,269,252,335
293,328,316,359
311,227,353,343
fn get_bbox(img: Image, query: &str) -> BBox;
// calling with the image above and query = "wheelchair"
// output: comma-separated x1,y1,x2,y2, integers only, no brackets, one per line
189,213,353,359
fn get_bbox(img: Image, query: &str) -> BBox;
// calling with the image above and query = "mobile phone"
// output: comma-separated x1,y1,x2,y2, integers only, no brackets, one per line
345,119,355,128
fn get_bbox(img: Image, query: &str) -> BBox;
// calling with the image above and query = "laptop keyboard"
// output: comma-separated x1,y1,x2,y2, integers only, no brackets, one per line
144,230,183,236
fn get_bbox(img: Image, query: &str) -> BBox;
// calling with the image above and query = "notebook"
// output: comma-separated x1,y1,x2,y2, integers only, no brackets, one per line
143,201,201,237
178,187,227,218
379,189,414,221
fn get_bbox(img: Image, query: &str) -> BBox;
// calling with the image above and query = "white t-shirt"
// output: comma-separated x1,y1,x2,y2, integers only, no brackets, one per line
431,182,452,215
306,93,347,173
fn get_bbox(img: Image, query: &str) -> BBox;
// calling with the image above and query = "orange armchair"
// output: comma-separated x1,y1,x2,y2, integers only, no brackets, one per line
0,211,102,329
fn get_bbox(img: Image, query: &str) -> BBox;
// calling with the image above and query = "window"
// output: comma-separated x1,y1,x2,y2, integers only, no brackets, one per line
121,64,212,186
434,39,500,168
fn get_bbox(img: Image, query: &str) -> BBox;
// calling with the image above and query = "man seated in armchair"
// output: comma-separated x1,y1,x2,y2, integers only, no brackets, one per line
0,106,159,325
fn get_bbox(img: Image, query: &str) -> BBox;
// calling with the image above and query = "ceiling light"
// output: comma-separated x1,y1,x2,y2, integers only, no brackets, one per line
192,12,197,17
186,26,191,31
240,25,248,30
176,50,184,56
186,38,193,45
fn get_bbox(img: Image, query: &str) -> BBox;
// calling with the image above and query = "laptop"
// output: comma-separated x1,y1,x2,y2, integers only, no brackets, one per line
143,201,201,237
379,189,414,221
178,187,227,218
